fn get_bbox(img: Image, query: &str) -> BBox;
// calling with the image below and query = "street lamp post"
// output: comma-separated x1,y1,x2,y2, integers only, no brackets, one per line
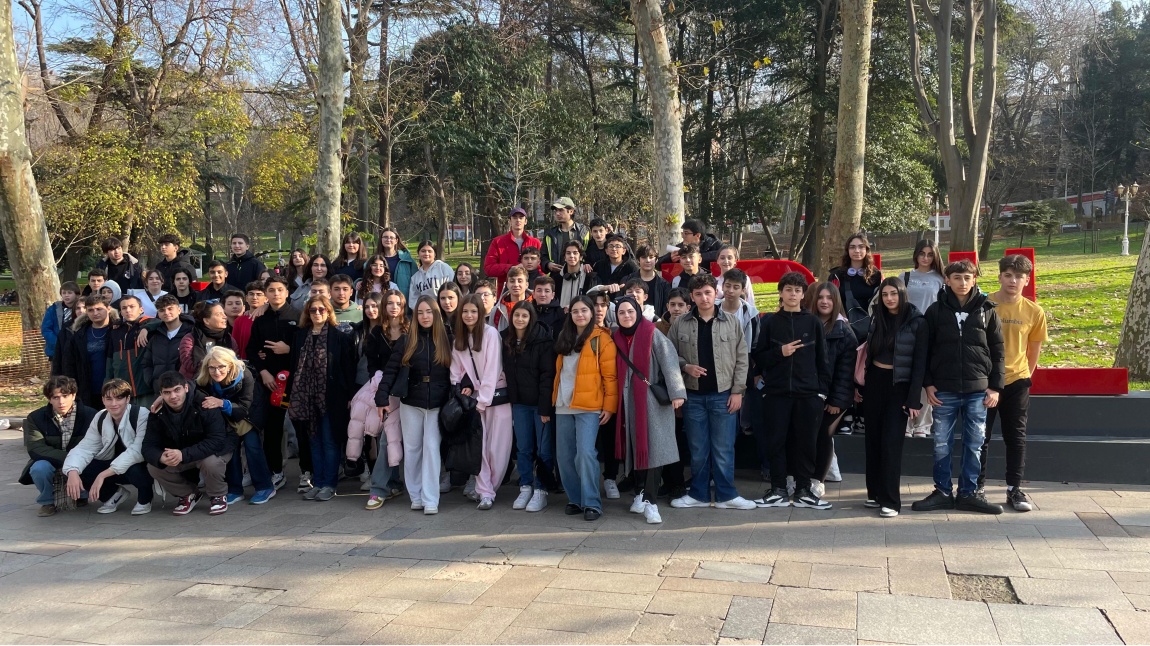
1117,182,1139,257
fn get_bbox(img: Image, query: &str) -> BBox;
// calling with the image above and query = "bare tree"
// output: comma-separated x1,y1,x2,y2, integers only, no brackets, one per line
631,0,684,249
0,0,60,332
907,0,999,252
314,0,346,257
825,0,874,274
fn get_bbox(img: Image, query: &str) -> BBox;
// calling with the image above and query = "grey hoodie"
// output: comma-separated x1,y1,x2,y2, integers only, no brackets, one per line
407,260,455,306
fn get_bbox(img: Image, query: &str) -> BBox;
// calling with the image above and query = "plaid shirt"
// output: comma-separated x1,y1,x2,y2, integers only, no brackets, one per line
51,406,78,509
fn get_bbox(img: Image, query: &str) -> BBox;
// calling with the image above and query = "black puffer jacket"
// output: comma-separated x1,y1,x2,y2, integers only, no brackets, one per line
753,309,830,398
924,288,1005,394
867,306,929,409
824,317,859,409
142,384,230,465
375,328,451,410
501,324,557,415
362,325,401,375
140,319,194,393
225,251,267,290
155,249,197,293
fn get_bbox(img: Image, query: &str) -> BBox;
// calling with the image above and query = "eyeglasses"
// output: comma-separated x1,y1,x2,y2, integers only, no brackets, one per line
207,365,228,373
309,307,327,314
607,244,626,250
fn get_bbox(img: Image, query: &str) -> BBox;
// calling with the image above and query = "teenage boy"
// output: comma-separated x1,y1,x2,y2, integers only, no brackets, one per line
912,259,1006,515
20,376,98,516
95,237,143,293
107,295,152,405
196,261,229,303
669,273,755,510
484,207,541,292
659,219,722,266
540,197,590,274
143,371,231,516
308,278,331,301
82,268,107,296
42,282,81,361
635,245,671,318
473,280,498,322
491,266,531,331
752,272,831,509
170,268,197,313
624,279,657,321
231,282,266,359
225,234,267,290
720,269,758,349
533,276,566,339
592,291,616,330
60,295,115,408
593,234,638,297
222,289,247,325
155,233,196,293
140,295,194,394
247,276,302,492
585,218,610,268
519,246,544,286
977,255,1047,512
670,244,703,289
61,379,154,515
329,274,362,330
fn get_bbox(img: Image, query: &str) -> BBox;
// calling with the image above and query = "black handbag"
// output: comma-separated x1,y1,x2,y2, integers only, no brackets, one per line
469,347,510,407
613,340,672,405
439,384,477,439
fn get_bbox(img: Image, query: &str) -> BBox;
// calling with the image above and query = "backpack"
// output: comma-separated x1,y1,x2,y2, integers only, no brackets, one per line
96,405,141,456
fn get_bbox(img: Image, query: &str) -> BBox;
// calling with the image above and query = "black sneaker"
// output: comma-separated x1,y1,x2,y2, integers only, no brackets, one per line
836,415,854,435
564,503,582,515
852,416,866,434
753,488,792,508
911,489,955,512
956,491,1004,515
792,489,832,510
583,508,601,521
1008,488,1033,512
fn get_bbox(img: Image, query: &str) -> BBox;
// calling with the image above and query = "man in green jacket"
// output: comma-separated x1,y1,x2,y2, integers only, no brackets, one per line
20,376,99,516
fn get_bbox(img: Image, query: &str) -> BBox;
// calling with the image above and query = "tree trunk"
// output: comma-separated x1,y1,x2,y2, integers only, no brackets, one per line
424,142,449,256
631,0,685,249
1115,221,1150,379
314,0,345,257
979,202,1000,260
825,0,874,276
375,0,392,241
0,0,59,332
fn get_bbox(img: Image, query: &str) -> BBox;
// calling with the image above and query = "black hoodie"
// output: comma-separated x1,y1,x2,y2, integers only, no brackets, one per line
501,324,557,415
155,249,197,293
225,251,267,290
753,308,830,398
924,287,1005,394
96,254,144,292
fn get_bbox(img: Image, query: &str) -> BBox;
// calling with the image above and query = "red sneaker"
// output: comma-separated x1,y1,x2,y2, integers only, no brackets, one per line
208,496,228,515
172,493,202,516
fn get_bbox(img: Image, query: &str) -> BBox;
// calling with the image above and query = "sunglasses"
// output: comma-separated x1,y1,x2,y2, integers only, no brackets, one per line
309,307,327,314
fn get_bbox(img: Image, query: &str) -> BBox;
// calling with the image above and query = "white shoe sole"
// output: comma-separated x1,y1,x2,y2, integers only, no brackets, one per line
792,500,832,510
754,499,791,508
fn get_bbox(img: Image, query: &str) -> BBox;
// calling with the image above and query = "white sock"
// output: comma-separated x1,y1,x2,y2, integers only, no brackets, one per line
1006,485,1014,491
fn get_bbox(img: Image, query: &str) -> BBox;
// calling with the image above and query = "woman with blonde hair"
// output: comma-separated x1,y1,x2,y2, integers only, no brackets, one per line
194,346,275,505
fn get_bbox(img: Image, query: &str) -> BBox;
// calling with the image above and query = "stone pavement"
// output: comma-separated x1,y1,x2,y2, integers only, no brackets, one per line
2,428,1150,645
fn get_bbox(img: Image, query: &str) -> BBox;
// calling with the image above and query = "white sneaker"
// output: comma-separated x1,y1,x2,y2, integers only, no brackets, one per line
786,476,796,496
715,496,757,510
603,479,621,499
297,472,313,494
478,497,494,510
880,507,899,518
525,490,548,512
152,482,168,505
827,454,842,482
629,493,647,514
423,506,438,515
131,502,151,515
440,470,451,494
811,481,826,499
670,494,710,508
411,501,424,511
643,502,663,524
97,487,127,514
513,485,533,510
463,475,478,501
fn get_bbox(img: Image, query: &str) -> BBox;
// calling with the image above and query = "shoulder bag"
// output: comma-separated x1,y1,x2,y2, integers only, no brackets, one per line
469,346,510,407
612,340,672,405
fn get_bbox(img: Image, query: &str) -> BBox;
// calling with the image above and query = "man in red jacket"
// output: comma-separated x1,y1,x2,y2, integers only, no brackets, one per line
484,207,541,293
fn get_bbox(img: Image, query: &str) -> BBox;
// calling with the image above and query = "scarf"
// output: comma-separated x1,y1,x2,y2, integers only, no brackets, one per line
51,406,77,509
613,314,656,470
289,325,329,434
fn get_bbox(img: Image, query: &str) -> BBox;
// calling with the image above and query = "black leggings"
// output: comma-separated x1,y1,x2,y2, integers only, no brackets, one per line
862,366,909,510
597,421,620,481
632,467,662,503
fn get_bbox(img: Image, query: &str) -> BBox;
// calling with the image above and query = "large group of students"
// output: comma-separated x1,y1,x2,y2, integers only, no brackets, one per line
26,198,1048,524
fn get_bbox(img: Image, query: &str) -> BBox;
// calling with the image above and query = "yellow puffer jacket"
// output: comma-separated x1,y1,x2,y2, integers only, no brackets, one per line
552,326,618,413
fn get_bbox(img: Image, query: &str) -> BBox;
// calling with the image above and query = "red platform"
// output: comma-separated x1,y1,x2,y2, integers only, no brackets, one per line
1031,367,1129,396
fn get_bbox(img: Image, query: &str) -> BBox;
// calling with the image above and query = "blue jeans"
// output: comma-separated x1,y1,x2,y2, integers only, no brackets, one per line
29,460,59,505
556,412,601,511
512,404,555,489
226,430,275,495
684,390,739,502
307,415,339,489
932,391,989,496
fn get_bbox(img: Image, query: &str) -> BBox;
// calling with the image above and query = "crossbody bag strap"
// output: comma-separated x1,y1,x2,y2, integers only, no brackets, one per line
611,339,653,387
467,345,483,389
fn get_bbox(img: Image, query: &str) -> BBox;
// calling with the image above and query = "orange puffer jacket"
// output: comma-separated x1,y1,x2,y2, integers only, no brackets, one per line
552,326,618,414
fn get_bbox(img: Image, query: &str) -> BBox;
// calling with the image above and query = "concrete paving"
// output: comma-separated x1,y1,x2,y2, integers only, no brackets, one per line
1,428,1148,644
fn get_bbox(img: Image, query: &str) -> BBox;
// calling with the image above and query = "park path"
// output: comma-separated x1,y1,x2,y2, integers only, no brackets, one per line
1,428,1149,644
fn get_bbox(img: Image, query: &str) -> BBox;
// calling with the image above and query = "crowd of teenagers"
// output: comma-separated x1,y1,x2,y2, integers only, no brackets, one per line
27,198,1047,523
